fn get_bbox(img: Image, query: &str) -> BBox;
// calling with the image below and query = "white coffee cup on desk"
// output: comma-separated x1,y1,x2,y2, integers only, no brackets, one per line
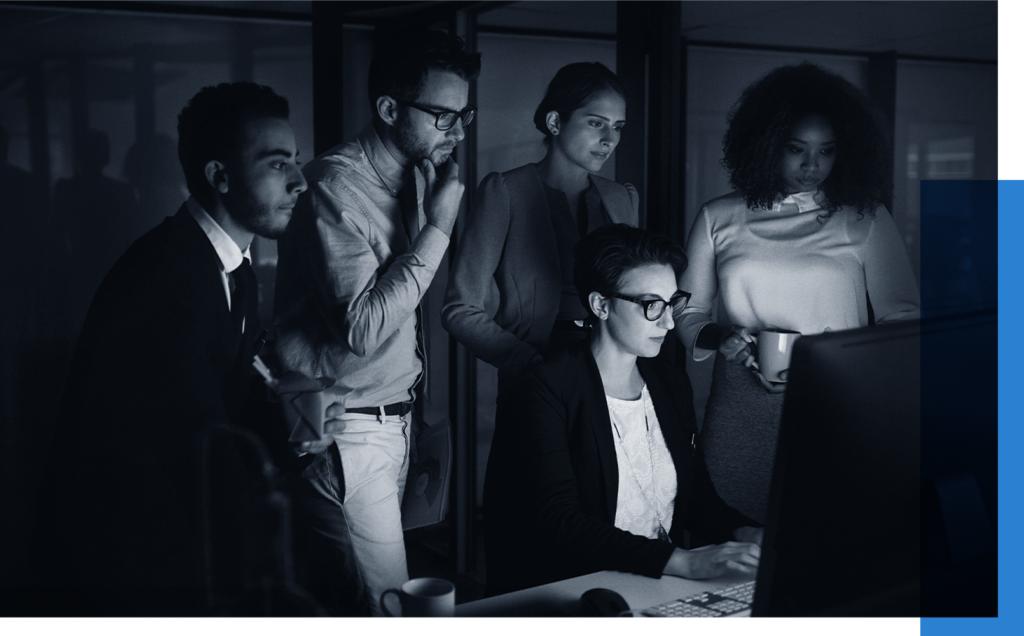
756,328,801,382
381,577,455,617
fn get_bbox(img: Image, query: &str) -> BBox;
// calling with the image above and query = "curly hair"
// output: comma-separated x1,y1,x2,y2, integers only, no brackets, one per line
368,29,481,116
177,81,289,199
573,223,687,320
722,63,892,215
533,62,626,139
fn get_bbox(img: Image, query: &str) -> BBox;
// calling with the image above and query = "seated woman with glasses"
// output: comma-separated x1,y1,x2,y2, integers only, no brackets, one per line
442,62,639,403
483,224,762,596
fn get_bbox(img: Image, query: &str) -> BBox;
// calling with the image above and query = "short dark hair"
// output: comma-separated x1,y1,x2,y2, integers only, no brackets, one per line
367,30,481,117
177,82,290,198
533,62,626,139
574,224,687,319
722,63,892,215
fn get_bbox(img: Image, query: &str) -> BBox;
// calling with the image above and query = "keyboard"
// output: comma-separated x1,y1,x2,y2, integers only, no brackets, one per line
637,580,756,617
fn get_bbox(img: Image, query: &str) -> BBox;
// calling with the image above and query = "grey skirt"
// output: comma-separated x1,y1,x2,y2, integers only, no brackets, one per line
700,352,785,524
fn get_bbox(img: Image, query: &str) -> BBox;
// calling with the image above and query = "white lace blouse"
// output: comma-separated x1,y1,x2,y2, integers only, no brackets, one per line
605,384,678,539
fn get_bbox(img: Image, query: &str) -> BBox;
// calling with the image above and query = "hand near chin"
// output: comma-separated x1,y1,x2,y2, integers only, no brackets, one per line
418,157,464,236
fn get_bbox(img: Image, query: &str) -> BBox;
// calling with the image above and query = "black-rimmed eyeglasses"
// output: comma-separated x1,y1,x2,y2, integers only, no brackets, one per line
607,290,691,321
396,100,477,131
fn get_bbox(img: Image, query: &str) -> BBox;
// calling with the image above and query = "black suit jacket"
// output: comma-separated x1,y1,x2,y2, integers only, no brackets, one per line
483,342,757,596
33,205,261,614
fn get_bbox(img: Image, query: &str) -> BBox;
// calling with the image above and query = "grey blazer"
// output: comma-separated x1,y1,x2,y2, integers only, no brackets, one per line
442,163,639,375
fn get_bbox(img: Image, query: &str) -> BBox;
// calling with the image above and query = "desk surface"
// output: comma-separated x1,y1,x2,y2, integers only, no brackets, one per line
456,569,756,617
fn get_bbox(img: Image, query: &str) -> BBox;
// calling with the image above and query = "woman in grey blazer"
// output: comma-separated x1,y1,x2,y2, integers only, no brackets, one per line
443,62,639,397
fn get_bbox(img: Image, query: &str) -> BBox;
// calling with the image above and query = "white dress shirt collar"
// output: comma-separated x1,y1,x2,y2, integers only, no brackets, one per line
186,197,251,272
772,189,825,214
187,197,253,313
361,125,408,198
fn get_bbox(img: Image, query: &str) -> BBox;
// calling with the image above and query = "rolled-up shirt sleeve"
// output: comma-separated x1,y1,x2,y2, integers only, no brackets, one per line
309,179,449,358
676,207,719,362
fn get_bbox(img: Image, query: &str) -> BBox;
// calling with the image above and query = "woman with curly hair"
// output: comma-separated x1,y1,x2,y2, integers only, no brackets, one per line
674,63,919,524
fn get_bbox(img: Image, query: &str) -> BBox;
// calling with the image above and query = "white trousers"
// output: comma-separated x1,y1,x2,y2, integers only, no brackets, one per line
332,410,410,616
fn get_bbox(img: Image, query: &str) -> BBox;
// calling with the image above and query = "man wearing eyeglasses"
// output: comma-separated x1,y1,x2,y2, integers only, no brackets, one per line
272,30,480,616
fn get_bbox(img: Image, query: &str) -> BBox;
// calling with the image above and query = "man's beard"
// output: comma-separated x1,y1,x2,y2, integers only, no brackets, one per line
225,187,290,240
393,118,453,167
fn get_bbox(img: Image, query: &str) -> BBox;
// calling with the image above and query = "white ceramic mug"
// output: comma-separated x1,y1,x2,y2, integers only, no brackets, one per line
380,577,455,617
756,329,801,382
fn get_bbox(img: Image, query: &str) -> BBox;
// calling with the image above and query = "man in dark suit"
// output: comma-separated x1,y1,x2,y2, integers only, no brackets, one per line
31,82,307,615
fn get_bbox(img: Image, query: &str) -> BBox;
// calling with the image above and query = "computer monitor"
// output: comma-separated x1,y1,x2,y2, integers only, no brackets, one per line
752,319,922,616
751,310,997,617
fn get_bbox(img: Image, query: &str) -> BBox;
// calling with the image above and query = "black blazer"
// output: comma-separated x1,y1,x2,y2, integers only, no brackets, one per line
33,205,261,614
483,342,757,596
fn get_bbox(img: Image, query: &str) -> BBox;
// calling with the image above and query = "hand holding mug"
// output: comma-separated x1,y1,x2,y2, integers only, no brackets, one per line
298,402,346,455
750,328,800,393
719,325,756,366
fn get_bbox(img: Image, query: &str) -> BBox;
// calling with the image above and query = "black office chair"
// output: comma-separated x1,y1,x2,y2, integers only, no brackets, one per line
200,423,327,616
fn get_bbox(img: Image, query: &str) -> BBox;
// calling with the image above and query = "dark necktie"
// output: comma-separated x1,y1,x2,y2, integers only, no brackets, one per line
399,173,429,402
398,172,421,243
230,257,258,338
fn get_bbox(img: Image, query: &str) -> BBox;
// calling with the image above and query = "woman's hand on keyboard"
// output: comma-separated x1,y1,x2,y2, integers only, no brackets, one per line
663,542,761,580
733,526,764,546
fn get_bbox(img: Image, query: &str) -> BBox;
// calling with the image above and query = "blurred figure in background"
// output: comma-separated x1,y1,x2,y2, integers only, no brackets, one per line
51,128,139,327
124,133,189,235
